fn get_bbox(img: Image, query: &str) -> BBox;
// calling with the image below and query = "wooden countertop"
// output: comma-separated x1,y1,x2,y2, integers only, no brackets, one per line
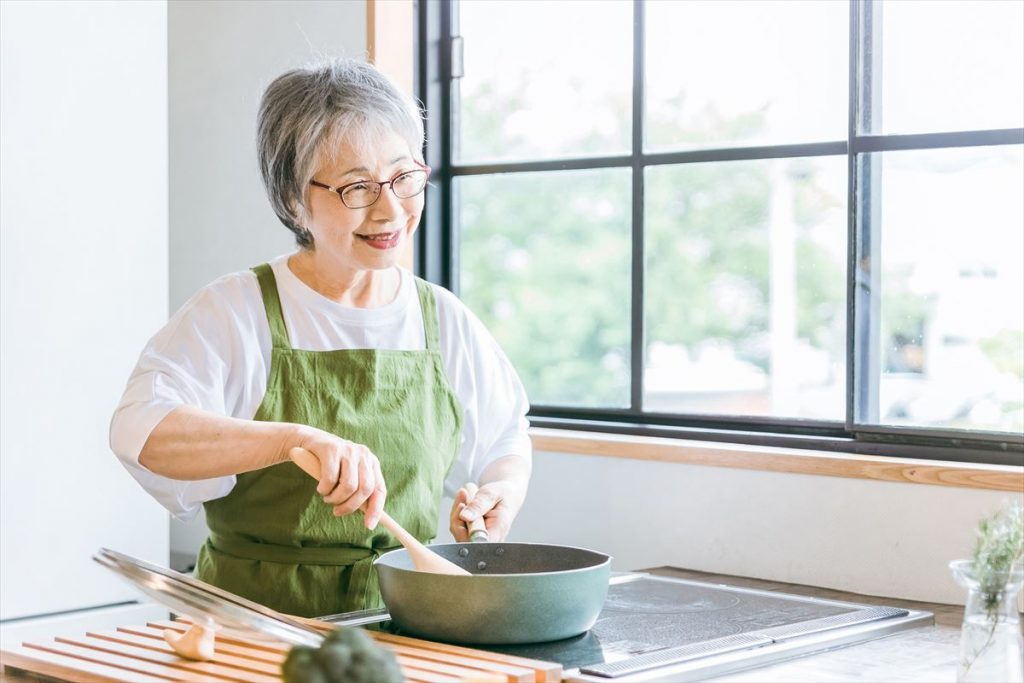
646,566,965,682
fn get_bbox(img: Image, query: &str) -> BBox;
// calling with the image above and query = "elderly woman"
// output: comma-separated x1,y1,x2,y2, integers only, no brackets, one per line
110,59,531,618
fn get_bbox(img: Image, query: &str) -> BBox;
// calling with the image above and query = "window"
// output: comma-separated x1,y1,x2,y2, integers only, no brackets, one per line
417,0,1024,465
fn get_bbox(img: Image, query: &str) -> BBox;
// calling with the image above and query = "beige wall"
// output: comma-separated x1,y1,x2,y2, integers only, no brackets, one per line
368,0,416,269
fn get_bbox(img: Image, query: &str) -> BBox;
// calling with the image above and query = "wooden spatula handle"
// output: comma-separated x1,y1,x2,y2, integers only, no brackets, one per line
463,482,490,542
286,447,472,576
288,445,323,480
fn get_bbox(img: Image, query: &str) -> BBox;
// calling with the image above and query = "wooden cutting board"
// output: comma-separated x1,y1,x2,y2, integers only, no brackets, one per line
0,617,563,682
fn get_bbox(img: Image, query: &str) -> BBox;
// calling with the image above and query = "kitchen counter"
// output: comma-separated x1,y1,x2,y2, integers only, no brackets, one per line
0,567,976,682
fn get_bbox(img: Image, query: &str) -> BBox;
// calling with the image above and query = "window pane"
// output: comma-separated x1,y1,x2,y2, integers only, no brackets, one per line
645,158,847,419
869,146,1024,434
645,1,847,152
875,0,1024,134
458,169,632,408
455,0,632,164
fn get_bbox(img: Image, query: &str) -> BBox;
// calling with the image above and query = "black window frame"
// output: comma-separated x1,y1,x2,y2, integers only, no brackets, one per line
415,0,1024,467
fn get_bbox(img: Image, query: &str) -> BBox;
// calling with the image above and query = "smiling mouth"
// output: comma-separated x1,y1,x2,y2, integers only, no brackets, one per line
356,231,401,249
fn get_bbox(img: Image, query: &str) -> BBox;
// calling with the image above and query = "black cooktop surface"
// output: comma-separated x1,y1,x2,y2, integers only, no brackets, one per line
364,574,885,671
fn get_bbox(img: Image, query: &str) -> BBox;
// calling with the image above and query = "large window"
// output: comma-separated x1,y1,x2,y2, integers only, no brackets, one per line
417,0,1024,464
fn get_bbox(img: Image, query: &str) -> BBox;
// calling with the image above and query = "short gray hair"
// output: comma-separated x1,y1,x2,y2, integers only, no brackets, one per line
257,59,425,248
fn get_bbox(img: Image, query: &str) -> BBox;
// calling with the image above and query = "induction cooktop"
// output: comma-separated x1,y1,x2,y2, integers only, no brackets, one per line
321,573,933,682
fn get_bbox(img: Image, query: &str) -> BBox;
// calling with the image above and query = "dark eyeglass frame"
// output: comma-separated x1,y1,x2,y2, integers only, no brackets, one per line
309,162,432,209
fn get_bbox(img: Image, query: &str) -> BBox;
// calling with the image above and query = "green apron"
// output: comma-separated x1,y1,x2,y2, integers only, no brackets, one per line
195,264,463,617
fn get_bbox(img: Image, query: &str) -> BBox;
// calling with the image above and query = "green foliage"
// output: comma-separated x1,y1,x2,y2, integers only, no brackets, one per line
460,169,632,407
971,500,1024,610
645,162,772,369
795,238,845,352
457,81,528,162
646,97,770,149
959,501,1024,677
282,628,403,683
979,330,1024,379
458,75,846,408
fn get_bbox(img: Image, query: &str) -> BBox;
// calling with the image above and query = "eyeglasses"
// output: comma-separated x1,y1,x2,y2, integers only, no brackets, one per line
309,164,431,209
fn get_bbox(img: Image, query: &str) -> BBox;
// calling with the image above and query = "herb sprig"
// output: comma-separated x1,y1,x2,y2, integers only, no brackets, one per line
971,500,1024,609
960,500,1024,678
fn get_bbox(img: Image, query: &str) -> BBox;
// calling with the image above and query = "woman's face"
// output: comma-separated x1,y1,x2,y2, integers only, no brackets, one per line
303,130,423,273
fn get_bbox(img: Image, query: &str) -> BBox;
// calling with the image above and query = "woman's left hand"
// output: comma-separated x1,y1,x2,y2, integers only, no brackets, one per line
449,455,530,542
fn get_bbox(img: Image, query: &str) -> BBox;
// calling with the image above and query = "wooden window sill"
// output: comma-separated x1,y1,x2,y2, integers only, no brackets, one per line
529,427,1023,493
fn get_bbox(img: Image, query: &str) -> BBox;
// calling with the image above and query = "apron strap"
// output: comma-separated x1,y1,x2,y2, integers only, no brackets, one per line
251,263,291,349
414,277,441,353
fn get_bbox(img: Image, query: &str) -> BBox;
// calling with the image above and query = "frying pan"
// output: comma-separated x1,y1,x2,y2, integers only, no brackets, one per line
374,540,611,644
289,448,611,645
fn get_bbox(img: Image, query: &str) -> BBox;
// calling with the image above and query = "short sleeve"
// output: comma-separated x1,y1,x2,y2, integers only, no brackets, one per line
108,275,265,520
432,286,532,497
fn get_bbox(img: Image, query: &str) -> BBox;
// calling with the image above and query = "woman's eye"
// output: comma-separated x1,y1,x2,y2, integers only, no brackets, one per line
394,171,421,187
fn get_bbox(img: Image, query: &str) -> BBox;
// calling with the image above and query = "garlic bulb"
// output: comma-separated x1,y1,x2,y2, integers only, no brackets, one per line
163,622,216,661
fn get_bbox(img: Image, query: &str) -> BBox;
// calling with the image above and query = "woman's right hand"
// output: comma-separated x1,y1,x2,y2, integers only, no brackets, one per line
291,428,387,529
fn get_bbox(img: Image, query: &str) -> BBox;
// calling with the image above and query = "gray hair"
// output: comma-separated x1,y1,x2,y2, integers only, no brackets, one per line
257,59,425,248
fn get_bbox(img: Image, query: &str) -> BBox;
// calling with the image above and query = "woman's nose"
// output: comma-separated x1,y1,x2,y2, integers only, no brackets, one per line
367,183,405,220
370,187,413,227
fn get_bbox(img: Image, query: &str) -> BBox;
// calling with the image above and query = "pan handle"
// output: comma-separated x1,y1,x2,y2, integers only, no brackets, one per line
463,482,490,542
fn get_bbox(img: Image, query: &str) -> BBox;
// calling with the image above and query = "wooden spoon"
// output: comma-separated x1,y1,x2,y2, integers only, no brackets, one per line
288,447,476,576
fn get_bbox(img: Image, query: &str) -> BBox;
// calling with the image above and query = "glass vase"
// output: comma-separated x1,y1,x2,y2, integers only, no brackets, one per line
949,559,1024,683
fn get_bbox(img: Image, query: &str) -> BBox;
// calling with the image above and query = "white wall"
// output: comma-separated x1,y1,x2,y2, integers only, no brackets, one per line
493,450,1021,606
0,0,170,620
168,0,367,310
167,0,366,564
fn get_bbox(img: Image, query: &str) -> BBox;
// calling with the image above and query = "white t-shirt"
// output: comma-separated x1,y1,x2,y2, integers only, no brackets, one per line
110,255,532,521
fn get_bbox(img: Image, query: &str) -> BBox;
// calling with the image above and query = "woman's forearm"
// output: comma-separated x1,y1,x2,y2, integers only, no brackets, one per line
139,405,301,480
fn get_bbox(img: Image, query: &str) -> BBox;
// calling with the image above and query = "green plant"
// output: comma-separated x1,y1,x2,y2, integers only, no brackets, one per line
282,627,403,683
972,501,1024,604
962,500,1024,677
